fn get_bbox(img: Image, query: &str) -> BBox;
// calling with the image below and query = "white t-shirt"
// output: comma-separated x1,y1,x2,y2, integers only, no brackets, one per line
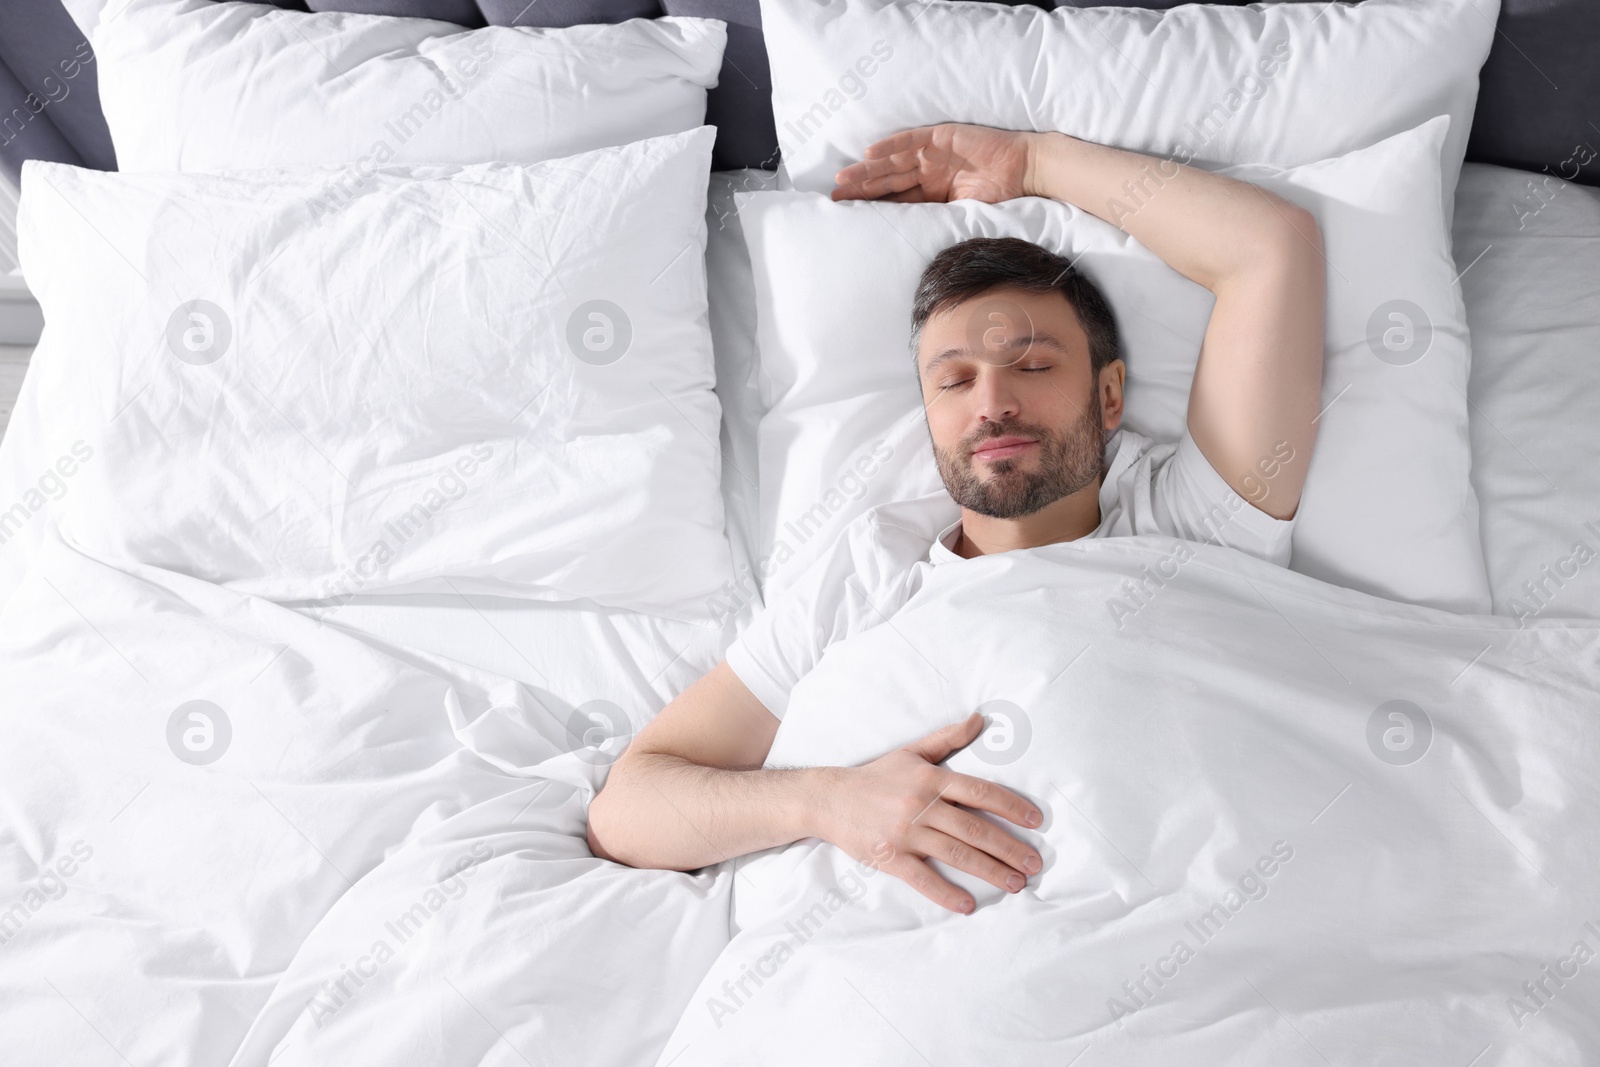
727,427,1294,718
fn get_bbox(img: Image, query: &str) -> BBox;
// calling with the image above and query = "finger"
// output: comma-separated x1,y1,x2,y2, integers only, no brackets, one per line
861,126,935,160
906,712,985,764
833,167,923,202
938,770,1043,830
884,854,975,914
833,154,907,188
881,188,932,204
924,801,1042,881
911,825,1027,894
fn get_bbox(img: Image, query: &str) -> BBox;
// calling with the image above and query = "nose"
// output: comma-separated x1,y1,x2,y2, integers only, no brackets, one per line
971,366,1021,424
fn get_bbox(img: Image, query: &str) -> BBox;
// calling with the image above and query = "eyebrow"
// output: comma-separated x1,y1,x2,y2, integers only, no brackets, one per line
922,332,1073,374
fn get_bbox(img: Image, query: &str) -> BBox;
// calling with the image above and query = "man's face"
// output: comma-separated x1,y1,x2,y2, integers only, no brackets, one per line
915,287,1121,519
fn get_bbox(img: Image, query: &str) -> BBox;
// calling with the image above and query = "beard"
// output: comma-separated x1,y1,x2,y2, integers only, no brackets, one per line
933,391,1108,520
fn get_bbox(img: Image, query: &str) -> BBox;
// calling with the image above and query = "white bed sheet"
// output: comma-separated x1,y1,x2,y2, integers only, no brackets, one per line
1455,162,1600,621
4,161,1600,1066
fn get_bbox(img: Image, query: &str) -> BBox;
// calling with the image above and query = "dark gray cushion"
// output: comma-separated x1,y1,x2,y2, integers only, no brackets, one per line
1467,0,1599,186
478,0,661,28
304,0,486,25
659,0,777,170
0,0,117,184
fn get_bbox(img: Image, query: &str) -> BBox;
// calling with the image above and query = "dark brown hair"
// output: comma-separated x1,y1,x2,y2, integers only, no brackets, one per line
909,236,1121,374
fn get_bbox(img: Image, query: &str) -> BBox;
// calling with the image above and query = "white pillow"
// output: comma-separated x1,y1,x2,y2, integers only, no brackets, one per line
95,0,726,170
761,0,1498,231
15,127,735,620
743,116,1491,613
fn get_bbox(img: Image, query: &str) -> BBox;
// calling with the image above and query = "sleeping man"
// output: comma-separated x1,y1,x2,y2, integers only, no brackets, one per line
586,122,1326,914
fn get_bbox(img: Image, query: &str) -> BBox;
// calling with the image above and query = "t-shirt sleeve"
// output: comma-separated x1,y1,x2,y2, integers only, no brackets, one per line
1147,430,1296,568
723,523,877,720
724,505,939,719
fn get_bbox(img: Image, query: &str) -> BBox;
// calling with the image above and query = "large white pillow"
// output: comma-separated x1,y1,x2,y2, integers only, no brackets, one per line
761,0,1497,231
15,127,735,620
95,0,726,170
743,116,1491,614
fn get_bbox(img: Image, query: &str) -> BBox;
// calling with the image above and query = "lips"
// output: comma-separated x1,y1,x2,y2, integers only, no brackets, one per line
969,435,1038,462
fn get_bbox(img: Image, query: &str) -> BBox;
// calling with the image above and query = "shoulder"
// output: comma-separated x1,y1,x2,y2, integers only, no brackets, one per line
829,491,959,604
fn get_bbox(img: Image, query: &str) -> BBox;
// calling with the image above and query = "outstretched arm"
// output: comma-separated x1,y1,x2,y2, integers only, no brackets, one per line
834,124,1325,519
587,661,1045,914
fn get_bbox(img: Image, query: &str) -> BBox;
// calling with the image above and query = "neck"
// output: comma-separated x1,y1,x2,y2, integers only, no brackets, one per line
954,479,1103,558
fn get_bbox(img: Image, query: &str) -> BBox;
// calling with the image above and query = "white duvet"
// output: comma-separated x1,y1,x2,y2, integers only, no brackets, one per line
0,531,730,1067
662,535,1600,1066
4,528,1597,1064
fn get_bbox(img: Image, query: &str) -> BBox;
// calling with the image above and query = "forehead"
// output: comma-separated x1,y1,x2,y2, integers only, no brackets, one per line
917,287,1088,369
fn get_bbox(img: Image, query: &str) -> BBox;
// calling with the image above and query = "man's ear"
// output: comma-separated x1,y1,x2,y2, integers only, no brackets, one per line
1098,359,1127,429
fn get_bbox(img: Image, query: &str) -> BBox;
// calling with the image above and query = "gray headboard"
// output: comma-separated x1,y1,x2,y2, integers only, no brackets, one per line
2,0,1596,184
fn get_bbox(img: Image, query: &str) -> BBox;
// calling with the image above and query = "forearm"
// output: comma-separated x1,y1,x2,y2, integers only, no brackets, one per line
1022,130,1311,292
586,752,833,871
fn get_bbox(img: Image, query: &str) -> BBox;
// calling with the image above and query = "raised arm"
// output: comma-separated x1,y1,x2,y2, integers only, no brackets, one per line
586,661,1045,914
834,124,1325,519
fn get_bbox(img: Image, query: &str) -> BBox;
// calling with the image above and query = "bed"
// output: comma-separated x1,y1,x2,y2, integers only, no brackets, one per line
1,0,1598,1063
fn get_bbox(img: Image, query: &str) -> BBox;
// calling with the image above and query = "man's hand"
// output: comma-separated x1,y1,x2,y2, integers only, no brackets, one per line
831,123,1037,204
813,712,1044,914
